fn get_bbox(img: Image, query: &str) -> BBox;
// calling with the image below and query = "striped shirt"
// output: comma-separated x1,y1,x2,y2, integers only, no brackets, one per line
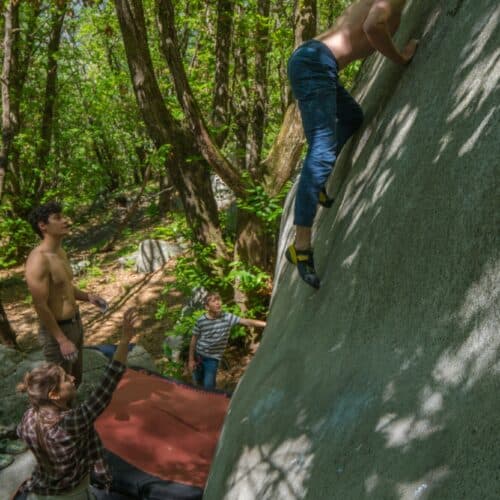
17,360,125,495
193,312,240,360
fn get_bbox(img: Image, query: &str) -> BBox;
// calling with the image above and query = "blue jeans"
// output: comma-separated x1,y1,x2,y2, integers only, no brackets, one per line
288,40,363,227
193,353,219,389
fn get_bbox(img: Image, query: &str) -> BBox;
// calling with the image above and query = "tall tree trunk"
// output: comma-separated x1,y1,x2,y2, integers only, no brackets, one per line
114,0,227,258
0,0,21,202
155,0,245,197
34,1,67,199
1,1,42,210
231,4,249,170
294,0,317,48
246,0,270,177
0,298,17,347
211,0,234,146
273,0,292,114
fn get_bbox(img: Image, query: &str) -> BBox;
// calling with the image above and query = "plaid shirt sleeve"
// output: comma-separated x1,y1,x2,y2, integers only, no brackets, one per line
61,360,126,435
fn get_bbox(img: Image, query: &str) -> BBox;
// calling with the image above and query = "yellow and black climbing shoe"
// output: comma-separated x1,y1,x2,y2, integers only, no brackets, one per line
318,188,334,208
285,244,320,289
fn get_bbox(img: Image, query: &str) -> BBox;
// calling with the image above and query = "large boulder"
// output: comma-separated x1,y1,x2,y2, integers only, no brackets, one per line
205,1,499,499
136,239,183,273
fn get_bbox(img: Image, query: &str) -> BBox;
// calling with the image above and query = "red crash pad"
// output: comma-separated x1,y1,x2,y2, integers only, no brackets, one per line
95,369,230,489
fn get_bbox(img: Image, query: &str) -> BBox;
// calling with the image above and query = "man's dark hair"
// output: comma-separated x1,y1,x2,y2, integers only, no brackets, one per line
29,201,63,239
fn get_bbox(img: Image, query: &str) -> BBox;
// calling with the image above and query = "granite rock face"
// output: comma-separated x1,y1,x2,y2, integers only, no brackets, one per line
205,1,500,499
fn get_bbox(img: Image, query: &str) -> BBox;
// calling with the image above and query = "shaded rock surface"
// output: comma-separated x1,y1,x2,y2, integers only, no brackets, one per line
0,450,36,497
205,1,499,499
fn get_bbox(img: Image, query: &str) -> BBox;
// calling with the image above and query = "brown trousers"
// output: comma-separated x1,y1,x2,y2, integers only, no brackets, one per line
39,314,84,387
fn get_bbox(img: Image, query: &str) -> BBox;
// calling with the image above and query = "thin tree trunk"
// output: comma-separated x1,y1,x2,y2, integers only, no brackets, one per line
178,0,191,57
0,298,17,347
273,0,291,114
0,0,21,202
211,0,234,146
157,173,172,215
294,0,317,48
246,0,270,177
34,1,67,198
114,0,227,258
1,1,42,207
230,4,249,171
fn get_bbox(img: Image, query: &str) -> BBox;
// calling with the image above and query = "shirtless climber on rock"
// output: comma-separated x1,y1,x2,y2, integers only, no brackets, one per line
286,0,418,288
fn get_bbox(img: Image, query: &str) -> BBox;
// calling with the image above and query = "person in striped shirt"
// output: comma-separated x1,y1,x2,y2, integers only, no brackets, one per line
188,292,266,389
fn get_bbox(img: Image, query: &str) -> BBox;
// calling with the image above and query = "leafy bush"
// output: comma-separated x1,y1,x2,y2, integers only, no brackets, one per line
148,214,192,241
237,176,291,234
0,215,36,268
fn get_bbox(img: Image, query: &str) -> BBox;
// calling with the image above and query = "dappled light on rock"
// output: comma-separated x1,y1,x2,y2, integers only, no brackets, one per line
204,0,500,498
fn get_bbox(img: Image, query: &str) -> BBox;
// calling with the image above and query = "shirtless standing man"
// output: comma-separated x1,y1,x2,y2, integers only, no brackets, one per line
26,201,108,387
286,0,419,288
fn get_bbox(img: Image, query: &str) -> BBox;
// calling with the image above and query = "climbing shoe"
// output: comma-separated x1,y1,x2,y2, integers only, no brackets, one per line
318,188,334,208
285,244,320,289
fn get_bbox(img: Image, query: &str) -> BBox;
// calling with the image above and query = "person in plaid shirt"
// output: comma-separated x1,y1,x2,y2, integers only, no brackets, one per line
16,309,138,499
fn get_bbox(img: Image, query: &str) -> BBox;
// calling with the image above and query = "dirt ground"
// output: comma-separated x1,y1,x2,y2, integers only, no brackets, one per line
0,207,253,391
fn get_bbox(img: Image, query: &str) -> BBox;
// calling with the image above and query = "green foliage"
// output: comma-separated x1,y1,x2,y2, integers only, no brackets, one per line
77,278,89,289
169,240,270,302
155,301,170,321
340,60,363,90
166,308,204,339
222,261,269,296
172,243,223,295
87,266,103,278
145,202,160,218
148,214,192,241
0,213,36,268
237,178,292,234
161,358,185,379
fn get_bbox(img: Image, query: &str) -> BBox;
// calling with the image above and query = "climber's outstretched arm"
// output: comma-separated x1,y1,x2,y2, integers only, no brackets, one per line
363,0,418,65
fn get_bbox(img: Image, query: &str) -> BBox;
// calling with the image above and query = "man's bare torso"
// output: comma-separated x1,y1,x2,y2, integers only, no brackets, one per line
316,0,402,69
27,246,77,320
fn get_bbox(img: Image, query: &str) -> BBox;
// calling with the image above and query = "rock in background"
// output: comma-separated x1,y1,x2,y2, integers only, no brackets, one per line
135,239,183,273
205,1,500,499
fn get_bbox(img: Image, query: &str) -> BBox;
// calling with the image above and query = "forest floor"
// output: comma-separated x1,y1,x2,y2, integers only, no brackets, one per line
0,201,257,391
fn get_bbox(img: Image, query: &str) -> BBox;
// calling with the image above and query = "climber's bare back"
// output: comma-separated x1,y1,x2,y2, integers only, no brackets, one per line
316,0,405,69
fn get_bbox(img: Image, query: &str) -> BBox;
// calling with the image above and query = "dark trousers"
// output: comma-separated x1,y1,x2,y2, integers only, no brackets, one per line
192,353,219,390
39,313,84,387
288,40,364,227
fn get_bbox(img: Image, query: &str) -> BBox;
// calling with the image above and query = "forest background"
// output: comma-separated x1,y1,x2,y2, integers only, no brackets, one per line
0,0,357,374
